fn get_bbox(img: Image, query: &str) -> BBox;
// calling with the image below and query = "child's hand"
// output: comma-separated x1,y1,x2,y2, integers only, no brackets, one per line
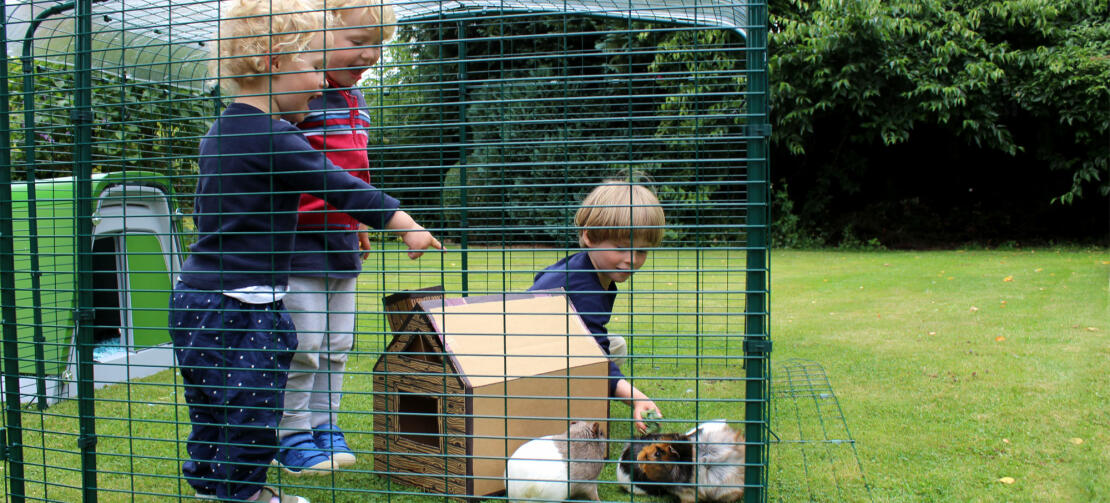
386,211,444,259
401,227,443,259
632,400,662,435
358,224,372,260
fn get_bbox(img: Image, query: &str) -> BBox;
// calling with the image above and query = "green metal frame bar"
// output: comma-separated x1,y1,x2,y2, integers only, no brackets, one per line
0,3,29,502
73,0,100,499
743,1,771,502
7,1,104,498
19,0,85,412
456,20,470,296
1,1,112,499
402,9,749,37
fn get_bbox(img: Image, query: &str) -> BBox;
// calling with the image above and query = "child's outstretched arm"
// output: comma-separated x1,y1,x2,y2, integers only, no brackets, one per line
615,379,662,434
386,210,443,259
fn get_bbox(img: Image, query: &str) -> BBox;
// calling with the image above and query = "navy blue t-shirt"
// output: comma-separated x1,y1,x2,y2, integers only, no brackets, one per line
529,251,625,396
180,103,400,291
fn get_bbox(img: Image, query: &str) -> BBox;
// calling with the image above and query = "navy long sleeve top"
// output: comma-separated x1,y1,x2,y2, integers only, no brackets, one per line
529,251,625,396
180,103,400,291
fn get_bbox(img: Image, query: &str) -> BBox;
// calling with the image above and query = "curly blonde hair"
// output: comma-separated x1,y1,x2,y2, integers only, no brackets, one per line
320,0,397,42
576,180,666,248
210,0,326,92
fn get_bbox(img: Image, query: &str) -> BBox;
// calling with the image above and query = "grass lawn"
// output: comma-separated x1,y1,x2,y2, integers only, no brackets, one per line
0,247,1104,502
769,248,1108,502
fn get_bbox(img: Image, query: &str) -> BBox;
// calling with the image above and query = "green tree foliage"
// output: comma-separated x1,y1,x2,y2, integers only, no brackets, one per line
373,16,748,244
769,0,1109,207
6,60,210,199
375,2,1106,246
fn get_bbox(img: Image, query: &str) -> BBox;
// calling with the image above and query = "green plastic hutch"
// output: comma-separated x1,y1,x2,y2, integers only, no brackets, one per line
7,171,183,404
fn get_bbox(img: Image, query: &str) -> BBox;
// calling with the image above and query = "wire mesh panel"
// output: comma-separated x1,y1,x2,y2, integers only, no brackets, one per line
0,0,769,501
769,359,874,503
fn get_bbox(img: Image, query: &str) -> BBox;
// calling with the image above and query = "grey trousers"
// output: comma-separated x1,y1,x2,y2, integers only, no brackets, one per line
278,275,356,438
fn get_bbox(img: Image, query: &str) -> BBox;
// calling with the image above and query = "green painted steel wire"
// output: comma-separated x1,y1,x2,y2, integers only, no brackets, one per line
2,1,768,501
0,10,28,503
19,0,97,415
73,0,102,500
770,359,875,502
742,0,771,499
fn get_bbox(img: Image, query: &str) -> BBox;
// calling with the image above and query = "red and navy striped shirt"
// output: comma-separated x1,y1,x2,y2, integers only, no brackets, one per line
291,84,376,276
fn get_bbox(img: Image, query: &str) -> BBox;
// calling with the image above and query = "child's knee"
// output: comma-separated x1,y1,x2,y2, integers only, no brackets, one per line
290,350,322,370
608,335,627,367
608,335,627,357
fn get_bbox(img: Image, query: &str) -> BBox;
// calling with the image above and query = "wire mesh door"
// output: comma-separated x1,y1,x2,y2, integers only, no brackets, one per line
0,0,769,501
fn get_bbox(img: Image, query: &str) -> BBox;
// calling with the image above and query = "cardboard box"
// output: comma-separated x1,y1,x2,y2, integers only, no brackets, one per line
374,288,610,498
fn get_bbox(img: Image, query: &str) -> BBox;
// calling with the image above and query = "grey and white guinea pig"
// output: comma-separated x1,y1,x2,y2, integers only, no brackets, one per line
504,421,607,503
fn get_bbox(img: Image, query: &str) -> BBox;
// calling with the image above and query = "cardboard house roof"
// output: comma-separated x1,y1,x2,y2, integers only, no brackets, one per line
419,292,609,388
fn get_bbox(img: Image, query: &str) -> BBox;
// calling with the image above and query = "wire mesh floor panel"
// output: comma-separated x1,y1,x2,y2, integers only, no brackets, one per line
768,359,874,502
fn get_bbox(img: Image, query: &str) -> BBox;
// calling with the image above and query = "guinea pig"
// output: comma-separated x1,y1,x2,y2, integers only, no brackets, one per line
504,421,608,503
688,420,746,502
616,420,745,503
616,432,694,498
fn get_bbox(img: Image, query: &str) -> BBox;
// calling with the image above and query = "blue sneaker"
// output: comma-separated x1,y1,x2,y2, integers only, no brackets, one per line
313,423,356,467
274,432,334,476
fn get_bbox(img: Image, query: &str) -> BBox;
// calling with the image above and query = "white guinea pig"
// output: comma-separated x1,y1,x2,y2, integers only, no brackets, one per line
504,421,608,503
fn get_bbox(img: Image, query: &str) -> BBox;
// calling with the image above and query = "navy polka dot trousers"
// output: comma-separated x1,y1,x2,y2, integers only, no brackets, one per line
169,282,297,501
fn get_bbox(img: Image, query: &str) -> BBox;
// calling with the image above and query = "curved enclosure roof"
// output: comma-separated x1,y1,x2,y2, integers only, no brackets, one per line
5,0,748,87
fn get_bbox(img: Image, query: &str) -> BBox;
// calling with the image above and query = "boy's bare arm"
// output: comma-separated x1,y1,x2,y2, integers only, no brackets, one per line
615,379,662,434
385,210,443,259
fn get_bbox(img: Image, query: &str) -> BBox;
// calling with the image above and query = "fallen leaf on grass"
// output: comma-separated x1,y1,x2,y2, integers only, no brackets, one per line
969,306,979,312
998,477,1015,484
1003,276,1013,282
995,336,1006,342
1034,268,1043,272
1087,327,1099,332
1069,438,1083,445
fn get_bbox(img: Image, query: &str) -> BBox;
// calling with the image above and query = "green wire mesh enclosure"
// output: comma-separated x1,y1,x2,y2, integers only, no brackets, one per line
0,0,771,501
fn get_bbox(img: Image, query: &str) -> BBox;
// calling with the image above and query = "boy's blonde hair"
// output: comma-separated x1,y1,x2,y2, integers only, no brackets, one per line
321,0,397,42
576,179,666,248
210,0,326,92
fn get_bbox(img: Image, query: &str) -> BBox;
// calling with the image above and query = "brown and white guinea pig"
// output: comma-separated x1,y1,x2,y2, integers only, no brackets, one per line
616,420,745,503
504,421,608,503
